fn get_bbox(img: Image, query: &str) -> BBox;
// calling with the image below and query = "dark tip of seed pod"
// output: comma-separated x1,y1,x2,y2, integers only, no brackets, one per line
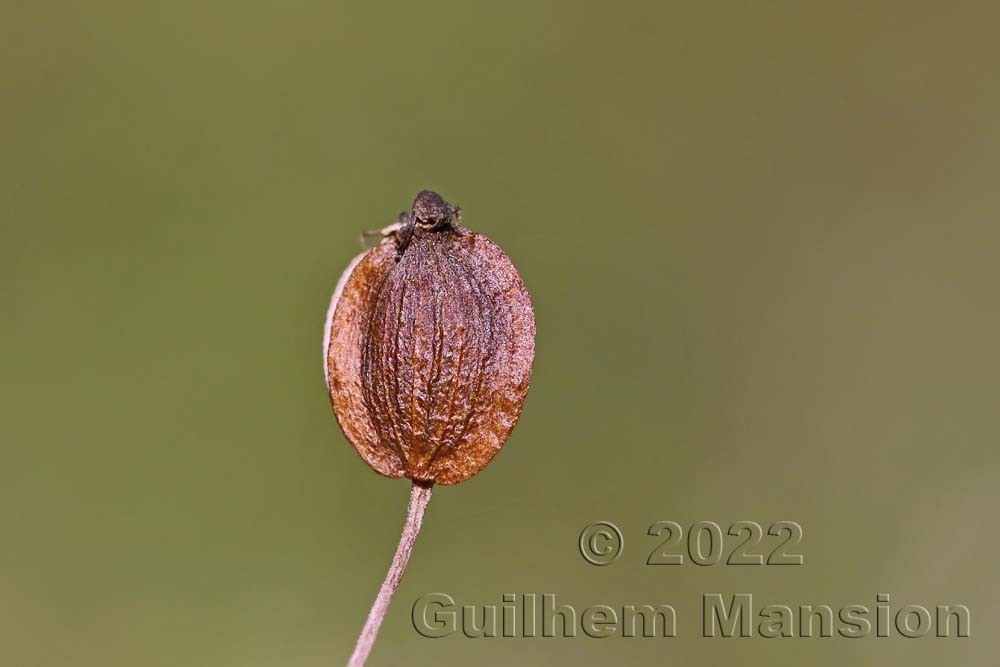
412,190,458,230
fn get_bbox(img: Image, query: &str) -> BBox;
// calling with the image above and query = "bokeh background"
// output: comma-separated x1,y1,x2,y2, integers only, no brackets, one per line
3,2,998,665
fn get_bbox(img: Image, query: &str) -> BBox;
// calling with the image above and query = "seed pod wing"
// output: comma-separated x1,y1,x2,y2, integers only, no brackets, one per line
325,241,408,479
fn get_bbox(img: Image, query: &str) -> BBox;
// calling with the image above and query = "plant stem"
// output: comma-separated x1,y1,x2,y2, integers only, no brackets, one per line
348,481,433,667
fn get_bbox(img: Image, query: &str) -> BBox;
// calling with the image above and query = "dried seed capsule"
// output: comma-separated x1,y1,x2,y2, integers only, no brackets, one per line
324,191,535,485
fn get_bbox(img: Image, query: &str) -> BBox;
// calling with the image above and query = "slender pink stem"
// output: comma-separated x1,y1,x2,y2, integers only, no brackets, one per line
348,481,433,667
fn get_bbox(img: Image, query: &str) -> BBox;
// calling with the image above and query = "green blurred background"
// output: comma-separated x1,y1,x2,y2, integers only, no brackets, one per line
3,2,998,665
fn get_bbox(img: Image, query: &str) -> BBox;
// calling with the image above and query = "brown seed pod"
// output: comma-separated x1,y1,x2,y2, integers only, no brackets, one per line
324,191,535,485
